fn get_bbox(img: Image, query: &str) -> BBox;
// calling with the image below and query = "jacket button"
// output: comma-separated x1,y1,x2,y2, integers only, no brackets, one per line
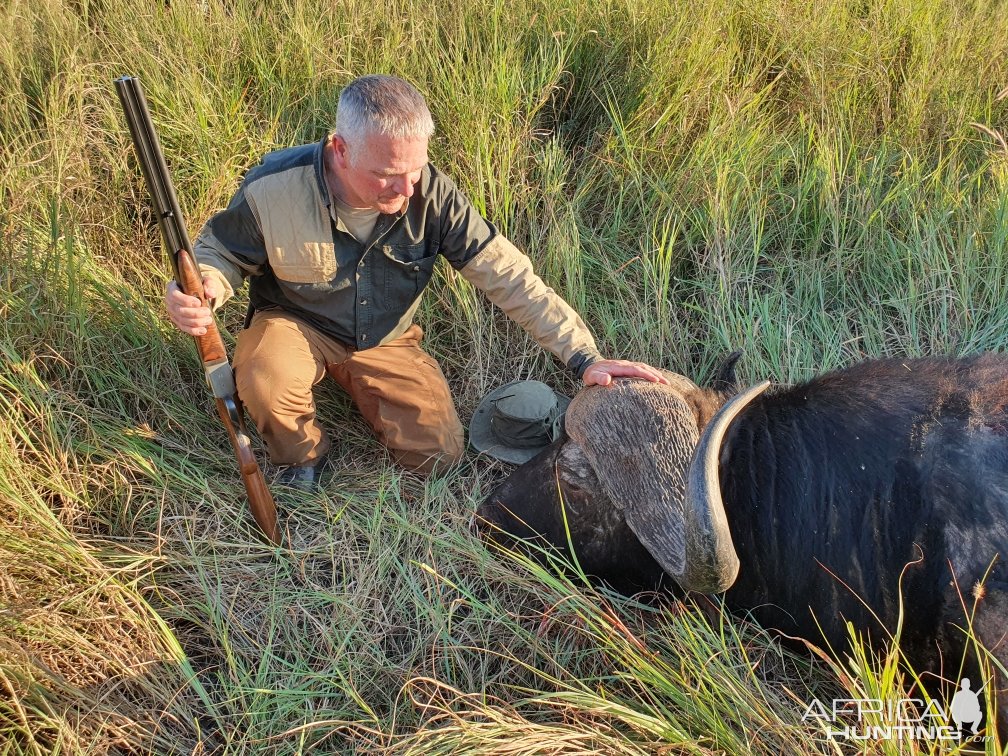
413,265,420,272
361,333,368,342
360,299,367,306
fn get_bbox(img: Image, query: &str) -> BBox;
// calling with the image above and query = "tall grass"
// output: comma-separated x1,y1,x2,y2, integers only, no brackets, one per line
3,0,1007,752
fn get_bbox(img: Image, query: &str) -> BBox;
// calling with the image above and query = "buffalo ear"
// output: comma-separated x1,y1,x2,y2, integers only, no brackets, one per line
710,350,743,392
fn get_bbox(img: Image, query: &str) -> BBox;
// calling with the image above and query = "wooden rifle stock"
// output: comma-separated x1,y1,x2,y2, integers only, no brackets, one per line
115,75,280,544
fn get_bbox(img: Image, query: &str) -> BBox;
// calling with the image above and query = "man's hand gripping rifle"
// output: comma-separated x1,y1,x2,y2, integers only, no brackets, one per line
115,76,280,544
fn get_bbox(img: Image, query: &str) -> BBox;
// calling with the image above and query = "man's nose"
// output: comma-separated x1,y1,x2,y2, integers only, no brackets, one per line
395,176,414,198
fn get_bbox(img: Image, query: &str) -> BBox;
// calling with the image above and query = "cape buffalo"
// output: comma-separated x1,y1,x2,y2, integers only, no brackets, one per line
478,354,1008,734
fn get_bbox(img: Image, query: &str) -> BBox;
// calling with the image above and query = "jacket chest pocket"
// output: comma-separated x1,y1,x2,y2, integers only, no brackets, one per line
382,242,438,302
269,242,338,284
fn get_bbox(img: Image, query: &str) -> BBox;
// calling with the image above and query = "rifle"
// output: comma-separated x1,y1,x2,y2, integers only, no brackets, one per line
115,75,280,544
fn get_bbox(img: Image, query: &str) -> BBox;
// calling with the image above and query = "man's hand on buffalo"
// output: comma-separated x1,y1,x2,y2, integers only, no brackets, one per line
582,359,670,387
166,276,218,336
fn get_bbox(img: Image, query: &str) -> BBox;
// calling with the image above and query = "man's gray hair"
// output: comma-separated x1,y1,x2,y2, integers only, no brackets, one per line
335,75,434,150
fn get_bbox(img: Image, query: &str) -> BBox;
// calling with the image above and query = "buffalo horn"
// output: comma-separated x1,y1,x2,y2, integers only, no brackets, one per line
683,380,771,593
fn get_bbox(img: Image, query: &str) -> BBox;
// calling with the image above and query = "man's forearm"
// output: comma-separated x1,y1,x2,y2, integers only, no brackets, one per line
196,260,237,310
191,185,271,308
459,235,603,375
192,225,256,309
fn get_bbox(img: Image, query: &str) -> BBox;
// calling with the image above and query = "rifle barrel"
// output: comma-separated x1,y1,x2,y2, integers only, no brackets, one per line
115,77,194,283
115,75,280,545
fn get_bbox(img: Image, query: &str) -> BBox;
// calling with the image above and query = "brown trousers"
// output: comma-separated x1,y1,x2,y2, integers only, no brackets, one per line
233,310,465,475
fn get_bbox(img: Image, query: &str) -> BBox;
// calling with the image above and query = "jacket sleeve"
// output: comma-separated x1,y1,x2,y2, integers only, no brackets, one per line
423,166,603,377
192,186,268,308
458,234,603,378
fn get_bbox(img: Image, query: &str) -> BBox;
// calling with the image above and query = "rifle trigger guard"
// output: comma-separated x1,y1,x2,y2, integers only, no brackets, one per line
221,395,244,433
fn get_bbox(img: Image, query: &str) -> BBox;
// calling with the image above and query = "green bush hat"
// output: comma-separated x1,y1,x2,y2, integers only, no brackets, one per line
469,380,571,464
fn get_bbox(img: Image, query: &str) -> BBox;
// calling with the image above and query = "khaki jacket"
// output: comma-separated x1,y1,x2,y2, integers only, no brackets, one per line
194,136,602,376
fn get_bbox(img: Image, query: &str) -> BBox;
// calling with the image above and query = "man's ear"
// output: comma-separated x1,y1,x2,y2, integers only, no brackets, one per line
329,134,350,170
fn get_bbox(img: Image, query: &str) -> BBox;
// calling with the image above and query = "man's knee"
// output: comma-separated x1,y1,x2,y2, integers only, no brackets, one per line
235,323,321,418
233,318,329,466
236,357,312,419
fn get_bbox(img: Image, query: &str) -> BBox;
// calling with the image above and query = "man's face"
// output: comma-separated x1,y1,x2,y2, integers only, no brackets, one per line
329,131,428,215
